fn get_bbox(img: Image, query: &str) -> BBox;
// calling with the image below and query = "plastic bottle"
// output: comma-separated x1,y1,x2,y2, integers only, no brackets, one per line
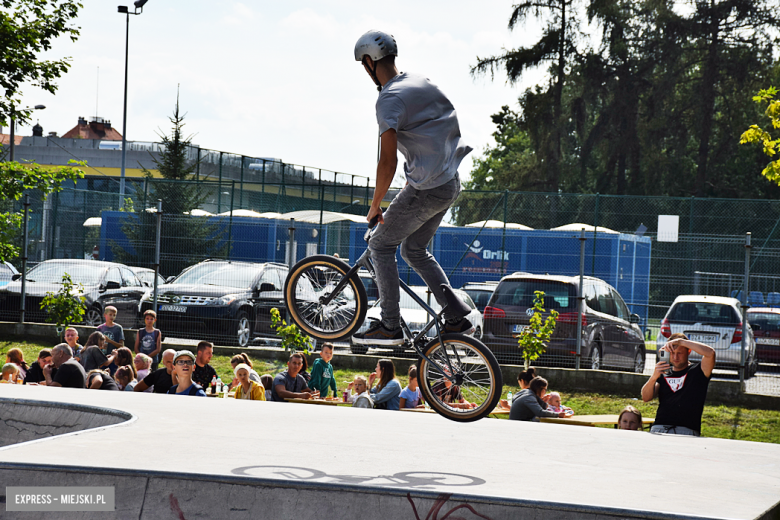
343,389,350,403
210,376,217,395
216,377,223,394
507,391,513,406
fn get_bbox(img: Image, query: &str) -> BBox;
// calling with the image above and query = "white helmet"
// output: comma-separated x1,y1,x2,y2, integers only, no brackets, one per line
354,30,398,62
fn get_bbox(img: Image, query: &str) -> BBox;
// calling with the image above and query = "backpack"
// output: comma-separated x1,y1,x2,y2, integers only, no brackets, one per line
169,383,203,396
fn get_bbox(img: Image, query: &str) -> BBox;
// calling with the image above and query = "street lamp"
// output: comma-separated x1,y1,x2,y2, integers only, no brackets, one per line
118,0,149,207
9,105,46,162
339,199,361,212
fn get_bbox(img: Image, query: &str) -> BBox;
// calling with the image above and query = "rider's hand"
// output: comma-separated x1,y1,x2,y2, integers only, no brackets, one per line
367,206,384,226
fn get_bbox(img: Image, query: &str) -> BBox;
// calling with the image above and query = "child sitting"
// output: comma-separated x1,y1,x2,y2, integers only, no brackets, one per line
399,366,423,408
233,363,266,401
260,374,274,401
618,405,643,430
545,391,574,416
80,331,115,372
346,375,373,408
308,342,338,398
1,363,20,383
114,365,137,391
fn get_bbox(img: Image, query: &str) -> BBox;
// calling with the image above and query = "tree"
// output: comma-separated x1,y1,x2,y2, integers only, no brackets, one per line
472,0,584,192
740,86,780,183
0,0,82,126
111,95,227,276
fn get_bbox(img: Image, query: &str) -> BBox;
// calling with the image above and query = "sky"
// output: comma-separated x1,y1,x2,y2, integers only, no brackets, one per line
13,1,560,187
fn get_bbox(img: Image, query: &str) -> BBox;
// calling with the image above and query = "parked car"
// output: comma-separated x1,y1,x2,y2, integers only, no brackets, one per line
0,259,146,328
461,281,499,313
482,273,645,371
129,266,167,288
139,259,289,347
657,295,758,377
359,269,379,304
746,307,780,364
350,286,483,356
0,262,19,288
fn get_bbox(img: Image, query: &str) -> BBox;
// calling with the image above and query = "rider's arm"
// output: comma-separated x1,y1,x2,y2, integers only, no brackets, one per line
367,129,397,225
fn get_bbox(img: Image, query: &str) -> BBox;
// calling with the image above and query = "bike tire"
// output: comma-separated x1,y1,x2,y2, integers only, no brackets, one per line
284,255,368,341
417,334,503,422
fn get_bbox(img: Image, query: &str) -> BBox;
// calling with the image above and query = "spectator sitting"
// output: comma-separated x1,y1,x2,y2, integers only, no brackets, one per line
368,359,402,410
346,375,374,408
5,348,29,380
233,363,266,401
63,327,83,358
24,349,52,385
308,342,337,398
432,367,474,410
545,392,574,416
509,377,566,421
642,333,715,436
113,347,136,377
86,368,120,391
190,341,217,389
229,353,261,390
260,374,274,401
1,363,19,383
43,344,87,389
618,405,643,431
299,353,312,383
271,352,317,402
79,332,115,372
114,365,137,392
134,349,176,394
168,350,206,396
500,368,537,409
96,305,124,354
134,353,152,381
399,366,423,408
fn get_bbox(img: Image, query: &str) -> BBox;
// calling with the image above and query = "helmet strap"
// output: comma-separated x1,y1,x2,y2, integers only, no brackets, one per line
362,56,382,92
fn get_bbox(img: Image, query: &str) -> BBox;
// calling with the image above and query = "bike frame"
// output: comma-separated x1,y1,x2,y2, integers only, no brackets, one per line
321,237,462,383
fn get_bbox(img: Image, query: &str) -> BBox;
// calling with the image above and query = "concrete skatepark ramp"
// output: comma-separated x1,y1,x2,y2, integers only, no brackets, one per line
0,384,778,519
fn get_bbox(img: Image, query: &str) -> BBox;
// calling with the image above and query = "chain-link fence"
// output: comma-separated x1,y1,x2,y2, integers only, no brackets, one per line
4,184,780,396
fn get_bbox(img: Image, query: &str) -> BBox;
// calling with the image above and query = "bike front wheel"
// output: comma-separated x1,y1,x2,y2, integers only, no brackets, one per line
417,334,503,422
284,255,367,341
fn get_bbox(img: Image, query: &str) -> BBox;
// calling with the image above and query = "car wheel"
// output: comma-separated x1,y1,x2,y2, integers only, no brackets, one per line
747,352,758,378
633,349,645,373
85,306,102,327
350,342,368,355
475,326,482,340
589,344,602,370
234,312,251,347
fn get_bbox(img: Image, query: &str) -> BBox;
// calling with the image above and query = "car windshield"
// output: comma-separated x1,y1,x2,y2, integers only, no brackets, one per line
491,280,575,310
374,287,471,314
171,263,262,288
748,312,780,332
463,288,493,311
669,302,739,325
26,262,103,285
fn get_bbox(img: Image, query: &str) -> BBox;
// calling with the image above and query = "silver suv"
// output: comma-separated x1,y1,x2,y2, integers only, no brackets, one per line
657,295,758,377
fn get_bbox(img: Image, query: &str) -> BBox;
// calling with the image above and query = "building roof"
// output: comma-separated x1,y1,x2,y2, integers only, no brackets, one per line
62,117,123,141
0,133,22,146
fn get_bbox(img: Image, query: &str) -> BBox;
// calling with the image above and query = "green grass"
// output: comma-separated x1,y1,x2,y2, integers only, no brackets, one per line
4,340,779,444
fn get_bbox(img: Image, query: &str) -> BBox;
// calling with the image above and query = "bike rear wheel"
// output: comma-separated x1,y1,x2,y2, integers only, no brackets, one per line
284,255,367,341
417,334,502,422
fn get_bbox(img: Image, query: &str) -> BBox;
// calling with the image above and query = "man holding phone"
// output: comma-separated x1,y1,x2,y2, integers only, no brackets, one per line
641,332,716,436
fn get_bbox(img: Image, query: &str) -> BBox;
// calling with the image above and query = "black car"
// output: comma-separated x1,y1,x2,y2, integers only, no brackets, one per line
0,259,146,328
139,259,289,347
482,273,645,372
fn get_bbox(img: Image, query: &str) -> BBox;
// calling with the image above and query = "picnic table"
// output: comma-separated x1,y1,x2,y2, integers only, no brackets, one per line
286,397,342,406
540,414,655,428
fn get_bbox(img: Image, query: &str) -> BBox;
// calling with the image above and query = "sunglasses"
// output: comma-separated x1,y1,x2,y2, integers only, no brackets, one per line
175,360,194,366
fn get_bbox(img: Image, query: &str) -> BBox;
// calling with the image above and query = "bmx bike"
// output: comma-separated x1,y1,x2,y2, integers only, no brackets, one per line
283,222,502,422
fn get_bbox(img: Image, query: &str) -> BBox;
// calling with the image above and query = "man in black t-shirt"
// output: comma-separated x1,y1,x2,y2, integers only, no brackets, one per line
87,369,120,391
642,333,716,436
134,349,176,394
43,344,86,389
192,341,217,388
24,348,52,384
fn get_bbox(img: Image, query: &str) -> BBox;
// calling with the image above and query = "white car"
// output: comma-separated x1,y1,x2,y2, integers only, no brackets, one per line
657,295,758,377
350,285,483,356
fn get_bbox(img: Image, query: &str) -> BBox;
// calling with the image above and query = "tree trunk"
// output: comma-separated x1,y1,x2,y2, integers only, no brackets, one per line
695,0,719,197
549,0,566,192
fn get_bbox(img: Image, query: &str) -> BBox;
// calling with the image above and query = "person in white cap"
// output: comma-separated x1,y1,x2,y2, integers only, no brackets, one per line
232,363,266,401
167,350,206,396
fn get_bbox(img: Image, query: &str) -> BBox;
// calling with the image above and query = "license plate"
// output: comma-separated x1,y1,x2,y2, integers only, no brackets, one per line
512,325,528,334
159,304,186,313
688,333,716,343
756,337,780,346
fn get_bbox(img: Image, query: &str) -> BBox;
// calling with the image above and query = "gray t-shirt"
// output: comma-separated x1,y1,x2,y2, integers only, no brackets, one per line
97,323,124,354
80,346,109,372
375,72,472,190
271,371,307,402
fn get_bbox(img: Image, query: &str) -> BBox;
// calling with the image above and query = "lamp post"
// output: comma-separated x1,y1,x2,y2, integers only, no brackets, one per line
118,0,149,207
338,199,361,212
9,105,46,162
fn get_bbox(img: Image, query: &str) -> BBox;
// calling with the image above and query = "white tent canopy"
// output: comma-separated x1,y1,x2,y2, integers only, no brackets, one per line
279,210,367,224
551,223,619,234
466,220,533,230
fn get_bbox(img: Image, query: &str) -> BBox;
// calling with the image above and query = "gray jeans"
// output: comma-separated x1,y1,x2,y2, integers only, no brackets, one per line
650,425,700,436
368,175,461,328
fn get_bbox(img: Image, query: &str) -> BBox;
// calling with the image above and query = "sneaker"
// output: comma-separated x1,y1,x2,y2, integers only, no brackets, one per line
352,319,404,345
445,317,475,335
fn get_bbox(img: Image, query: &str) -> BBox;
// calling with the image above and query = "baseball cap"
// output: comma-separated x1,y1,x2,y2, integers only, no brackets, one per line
173,350,196,363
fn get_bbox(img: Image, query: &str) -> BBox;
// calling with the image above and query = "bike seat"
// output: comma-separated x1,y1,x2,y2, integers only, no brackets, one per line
440,284,471,318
